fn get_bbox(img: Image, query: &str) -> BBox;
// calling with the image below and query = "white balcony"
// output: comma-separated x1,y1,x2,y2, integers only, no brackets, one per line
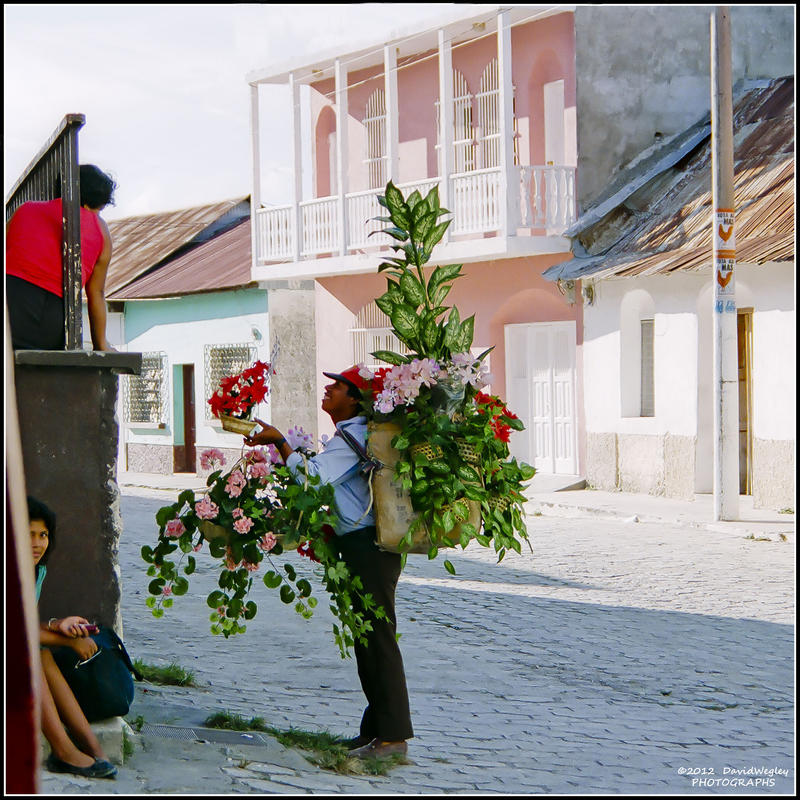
253,165,576,277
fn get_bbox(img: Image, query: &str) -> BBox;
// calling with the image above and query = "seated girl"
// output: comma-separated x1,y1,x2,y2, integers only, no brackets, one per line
29,496,117,779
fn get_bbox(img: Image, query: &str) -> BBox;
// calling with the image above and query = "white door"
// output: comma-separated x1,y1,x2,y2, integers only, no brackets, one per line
505,321,578,474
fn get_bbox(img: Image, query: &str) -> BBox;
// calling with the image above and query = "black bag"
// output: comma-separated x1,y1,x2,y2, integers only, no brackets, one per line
51,626,142,722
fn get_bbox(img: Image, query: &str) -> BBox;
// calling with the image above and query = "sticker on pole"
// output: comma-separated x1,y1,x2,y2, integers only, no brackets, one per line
714,209,735,305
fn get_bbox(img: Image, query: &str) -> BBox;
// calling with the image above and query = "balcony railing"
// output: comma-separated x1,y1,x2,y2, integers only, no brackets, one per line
254,165,576,265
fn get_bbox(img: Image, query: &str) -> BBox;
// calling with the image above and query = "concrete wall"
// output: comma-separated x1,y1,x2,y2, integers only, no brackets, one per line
15,351,141,633
574,5,795,210
582,264,795,508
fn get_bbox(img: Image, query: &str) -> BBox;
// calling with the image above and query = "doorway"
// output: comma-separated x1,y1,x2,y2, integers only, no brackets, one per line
737,310,753,495
504,321,578,474
172,364,196,474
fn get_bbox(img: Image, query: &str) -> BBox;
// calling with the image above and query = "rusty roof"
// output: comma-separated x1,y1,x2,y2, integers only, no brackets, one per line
109,217,253,300
105,197,249,295
544,76,794,282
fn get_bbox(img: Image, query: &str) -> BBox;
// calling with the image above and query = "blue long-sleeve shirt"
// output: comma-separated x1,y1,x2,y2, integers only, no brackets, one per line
285,415,374,535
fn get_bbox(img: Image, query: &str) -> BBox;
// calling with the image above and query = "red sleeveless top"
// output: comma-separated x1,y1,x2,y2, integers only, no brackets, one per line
5,199,106,297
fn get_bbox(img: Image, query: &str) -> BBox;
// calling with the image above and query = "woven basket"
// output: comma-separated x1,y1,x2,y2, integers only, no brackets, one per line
219,414,258,436
368,422,482,554
486,494,514,514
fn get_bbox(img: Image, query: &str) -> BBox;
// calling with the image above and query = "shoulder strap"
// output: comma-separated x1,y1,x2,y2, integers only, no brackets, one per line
336,427,383,475
99,627,143,680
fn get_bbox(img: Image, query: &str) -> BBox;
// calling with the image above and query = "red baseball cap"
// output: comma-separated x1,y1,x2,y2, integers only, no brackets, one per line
322,366,370,393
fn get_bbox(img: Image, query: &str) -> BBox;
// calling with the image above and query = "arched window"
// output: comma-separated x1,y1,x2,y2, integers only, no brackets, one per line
349,301,410,369
476,58,519,168
435,69,475,174
363,89,386,190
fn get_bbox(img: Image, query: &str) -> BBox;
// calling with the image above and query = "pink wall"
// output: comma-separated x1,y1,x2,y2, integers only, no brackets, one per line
318,252,581,405
309,12,576,197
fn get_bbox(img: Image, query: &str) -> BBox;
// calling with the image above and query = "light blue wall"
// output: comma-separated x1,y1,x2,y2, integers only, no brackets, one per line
124,289,268,341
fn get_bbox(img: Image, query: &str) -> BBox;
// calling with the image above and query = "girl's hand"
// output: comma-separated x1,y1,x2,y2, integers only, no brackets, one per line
52,616,91,638
69,635,99,661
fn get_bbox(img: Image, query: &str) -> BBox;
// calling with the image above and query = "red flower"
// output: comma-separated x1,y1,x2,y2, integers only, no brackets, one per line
370,367,392,399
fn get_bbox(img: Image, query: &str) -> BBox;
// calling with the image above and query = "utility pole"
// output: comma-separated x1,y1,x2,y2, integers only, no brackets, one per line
710,6,739,521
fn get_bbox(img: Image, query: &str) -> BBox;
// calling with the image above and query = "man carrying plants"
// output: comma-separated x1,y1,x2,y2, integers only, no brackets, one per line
244,366,413,759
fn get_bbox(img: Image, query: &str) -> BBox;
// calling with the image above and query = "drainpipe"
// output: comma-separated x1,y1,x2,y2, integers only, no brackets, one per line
710,6,739,521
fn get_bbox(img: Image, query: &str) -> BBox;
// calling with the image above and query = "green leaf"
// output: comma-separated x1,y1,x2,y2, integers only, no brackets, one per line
414,210,437,243
424,219,450,253
444,559,456,575
427,263,462,297
423,185,440,214
399,271,426,307
207,590,227,608
280,585,296,604
371,226,408,242
374,293,395,317
145,596,156,609
371,350,408,366
442,509,455,533
141,545,154,562
427,545,438,560
148,578,166,595
172,577,189,596
263,571,283,589
457,315,475,352
390,305,420,343
155,506,176,528
296,579,312,598
421,316,439,352
430,282,452,307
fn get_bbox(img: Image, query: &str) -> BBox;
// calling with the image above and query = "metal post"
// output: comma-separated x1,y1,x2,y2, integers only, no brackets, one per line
60,127,83,350
710,6,739,521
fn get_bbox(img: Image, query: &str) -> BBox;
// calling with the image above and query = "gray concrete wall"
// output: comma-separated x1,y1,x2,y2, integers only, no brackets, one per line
15,351,141,634
263,281,319,444
574,5,795,210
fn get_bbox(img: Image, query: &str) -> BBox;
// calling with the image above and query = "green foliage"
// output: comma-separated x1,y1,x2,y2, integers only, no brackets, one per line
142,450,385,658
132,659,197,687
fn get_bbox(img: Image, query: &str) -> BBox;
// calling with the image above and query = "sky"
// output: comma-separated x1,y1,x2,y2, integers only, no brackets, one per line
3,3,458,221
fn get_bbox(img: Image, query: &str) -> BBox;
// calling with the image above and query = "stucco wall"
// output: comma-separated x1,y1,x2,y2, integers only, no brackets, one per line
574,5,795,210
582,264,795,508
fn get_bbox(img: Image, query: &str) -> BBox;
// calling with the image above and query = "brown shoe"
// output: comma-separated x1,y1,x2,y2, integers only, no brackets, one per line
349,737,408,759
341,734,372,750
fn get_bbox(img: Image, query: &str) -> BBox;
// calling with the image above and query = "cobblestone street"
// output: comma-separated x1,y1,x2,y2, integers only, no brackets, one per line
42,490,795,794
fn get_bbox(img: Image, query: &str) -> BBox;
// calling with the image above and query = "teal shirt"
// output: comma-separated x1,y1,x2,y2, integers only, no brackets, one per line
35,564,47,603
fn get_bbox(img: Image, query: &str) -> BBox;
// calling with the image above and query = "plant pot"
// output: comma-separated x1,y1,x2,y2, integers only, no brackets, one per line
367,421,482,554
219,414,258,436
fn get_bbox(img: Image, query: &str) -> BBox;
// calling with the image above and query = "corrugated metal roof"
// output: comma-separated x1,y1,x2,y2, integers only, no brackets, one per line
544,76,794,282
105,197,249,295
109,217,253,300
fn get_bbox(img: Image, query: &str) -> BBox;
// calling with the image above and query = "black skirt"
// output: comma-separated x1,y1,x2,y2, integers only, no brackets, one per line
5,275,66,350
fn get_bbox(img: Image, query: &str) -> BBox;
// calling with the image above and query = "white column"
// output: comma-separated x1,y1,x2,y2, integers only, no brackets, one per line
384,45,399,183
249,83,261,272
334,58,349,256
438,29,453,243
710,7,739,520
497,10,517,237
289,71,303,262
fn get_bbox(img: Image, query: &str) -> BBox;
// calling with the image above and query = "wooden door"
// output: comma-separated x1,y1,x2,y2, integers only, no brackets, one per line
737,311,752,495
172,364,196,473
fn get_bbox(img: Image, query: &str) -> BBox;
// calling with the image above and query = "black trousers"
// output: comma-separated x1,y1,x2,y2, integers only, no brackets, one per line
336,527,413,742
6,275,66,350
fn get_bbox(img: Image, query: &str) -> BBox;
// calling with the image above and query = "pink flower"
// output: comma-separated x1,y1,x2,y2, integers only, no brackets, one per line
233,516,254,535
195,495,219,520
165,518,185,538
242,560,260,572
286,425,314,451
249,461,271,479
265,444,283,464
224,549,241,571
192,542,203,552
200,448,226,470
257,533,277,553
245,448,267,463
162,585,173,596
232,507,244,519
225,470,247,498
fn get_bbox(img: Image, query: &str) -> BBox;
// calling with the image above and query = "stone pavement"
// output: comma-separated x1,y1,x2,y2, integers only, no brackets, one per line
39,476,795,795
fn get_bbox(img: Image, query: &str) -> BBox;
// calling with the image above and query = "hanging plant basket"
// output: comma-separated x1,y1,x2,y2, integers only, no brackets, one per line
219,413,258,436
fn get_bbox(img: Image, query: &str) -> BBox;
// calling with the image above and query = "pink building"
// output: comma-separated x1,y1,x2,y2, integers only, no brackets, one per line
248,6,582,477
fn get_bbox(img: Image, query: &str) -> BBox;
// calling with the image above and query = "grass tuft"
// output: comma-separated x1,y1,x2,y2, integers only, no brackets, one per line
133,659,197,687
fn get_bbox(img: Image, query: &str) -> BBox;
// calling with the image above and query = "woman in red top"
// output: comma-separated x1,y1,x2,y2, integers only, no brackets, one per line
5,164,117,351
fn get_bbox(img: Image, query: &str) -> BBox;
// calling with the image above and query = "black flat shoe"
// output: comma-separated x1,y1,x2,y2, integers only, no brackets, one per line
334,734,372,750
45,754,118,779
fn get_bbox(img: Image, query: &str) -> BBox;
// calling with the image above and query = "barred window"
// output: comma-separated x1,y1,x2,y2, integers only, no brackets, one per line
204,343,258,420
435,69,476,174
640,319,655,417
363,89,387,190
124,352,168,425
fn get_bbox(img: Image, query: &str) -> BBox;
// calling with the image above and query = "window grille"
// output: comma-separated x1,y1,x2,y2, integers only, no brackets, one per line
434,69,475,174
363,89,387,190
640,319,655,417
350,302,411,370
204,343,258,420
476,59,519,168
124,352,168,425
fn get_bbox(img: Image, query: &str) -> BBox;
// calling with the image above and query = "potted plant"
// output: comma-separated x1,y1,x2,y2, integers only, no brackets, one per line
141,434,386,658
207,359,272,435
356,181,536,573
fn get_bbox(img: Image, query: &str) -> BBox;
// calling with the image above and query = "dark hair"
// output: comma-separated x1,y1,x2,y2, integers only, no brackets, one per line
79,164,117,208
344,381,362,402
27,496,56,565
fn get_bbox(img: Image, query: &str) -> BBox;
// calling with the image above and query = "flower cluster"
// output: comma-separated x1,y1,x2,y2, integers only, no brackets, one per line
475,392,519,444
207,360,272,420
142,436,383,657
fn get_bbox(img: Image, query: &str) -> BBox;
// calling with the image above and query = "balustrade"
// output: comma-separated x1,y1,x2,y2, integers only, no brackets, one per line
254,165,575,264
